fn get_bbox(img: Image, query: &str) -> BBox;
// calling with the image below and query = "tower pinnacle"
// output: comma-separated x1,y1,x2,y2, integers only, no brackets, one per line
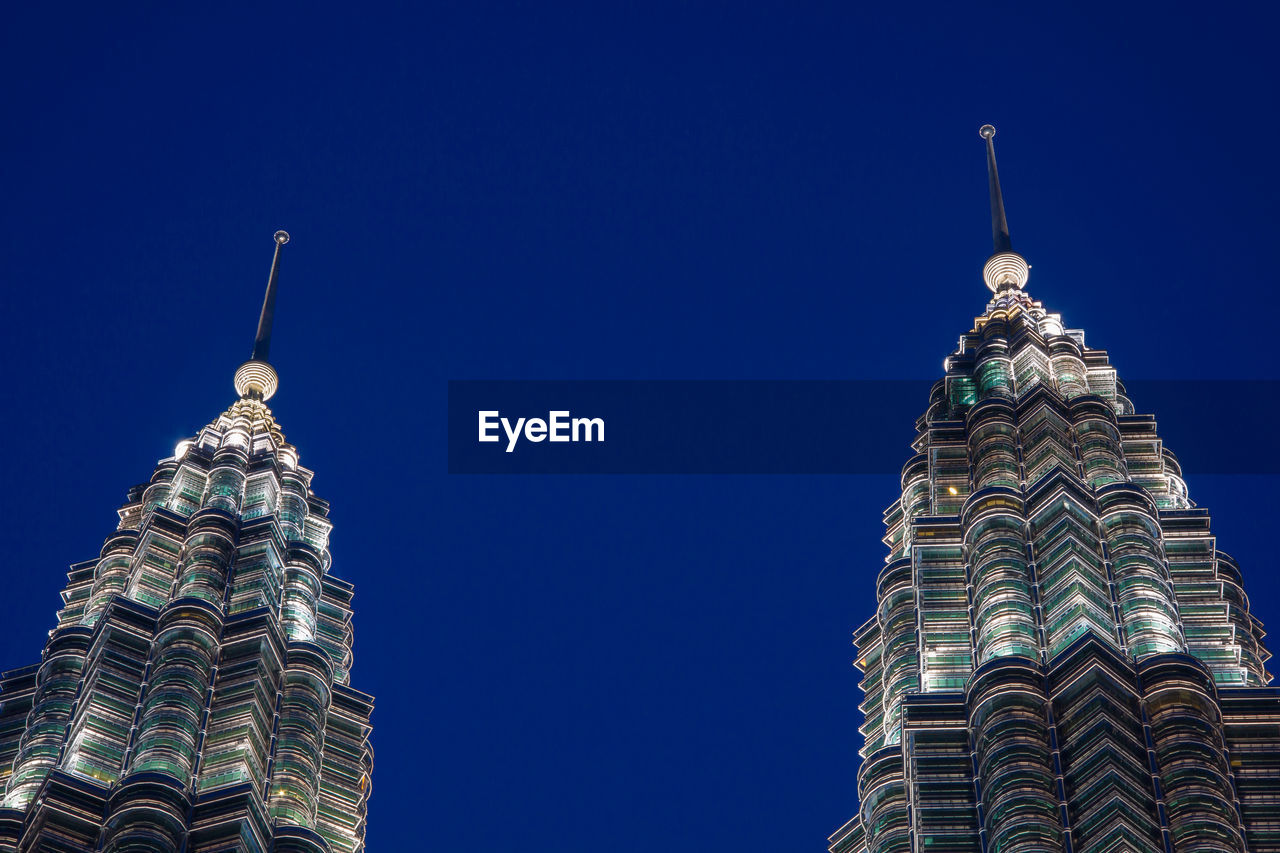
978,125,1029,293
233,230,289,401
980,124,1010,255
252,230,290,362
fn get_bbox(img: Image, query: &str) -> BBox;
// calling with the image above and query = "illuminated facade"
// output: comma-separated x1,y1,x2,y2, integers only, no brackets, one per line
0,233,373,852
829,128,1280,853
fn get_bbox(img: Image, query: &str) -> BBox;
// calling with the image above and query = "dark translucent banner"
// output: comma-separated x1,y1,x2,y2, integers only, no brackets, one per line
446,380,1280,474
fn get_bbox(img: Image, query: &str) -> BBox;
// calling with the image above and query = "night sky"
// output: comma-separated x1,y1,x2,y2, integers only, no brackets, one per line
2,3,1279,850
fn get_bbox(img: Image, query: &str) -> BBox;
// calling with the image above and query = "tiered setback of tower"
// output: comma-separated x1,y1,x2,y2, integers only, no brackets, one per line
830,285,1280,853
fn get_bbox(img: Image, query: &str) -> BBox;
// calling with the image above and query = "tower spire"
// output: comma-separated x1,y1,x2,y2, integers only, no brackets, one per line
980,124,1012,254
251,230,290,362
978,124,1029,293
233,230,290,402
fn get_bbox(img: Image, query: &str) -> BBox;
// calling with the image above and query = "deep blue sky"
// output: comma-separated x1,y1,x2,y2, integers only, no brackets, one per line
2,3,1279,850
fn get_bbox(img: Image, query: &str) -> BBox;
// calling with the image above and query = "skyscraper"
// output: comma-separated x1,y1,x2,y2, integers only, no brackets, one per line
828,128,1280,853
0,233,374,852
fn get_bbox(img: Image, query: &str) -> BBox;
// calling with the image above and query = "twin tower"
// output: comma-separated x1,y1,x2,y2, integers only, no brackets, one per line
0,127,1276,853
0,231,372,852
829,129,1280,853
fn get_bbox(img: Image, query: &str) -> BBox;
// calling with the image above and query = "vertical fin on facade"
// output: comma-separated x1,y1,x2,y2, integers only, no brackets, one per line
234,230,290,401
